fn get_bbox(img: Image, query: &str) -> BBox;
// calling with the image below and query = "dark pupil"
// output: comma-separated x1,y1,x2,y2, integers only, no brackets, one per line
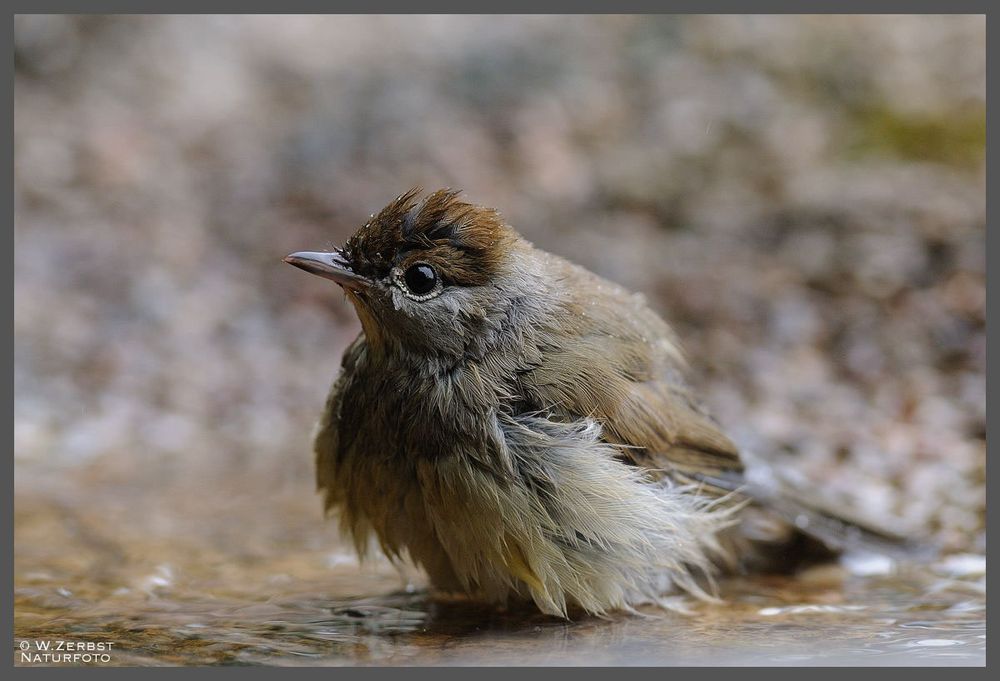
404,264,437,295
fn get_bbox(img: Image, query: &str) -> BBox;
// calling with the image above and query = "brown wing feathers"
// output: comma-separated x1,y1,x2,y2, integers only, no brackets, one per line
521,263,744,494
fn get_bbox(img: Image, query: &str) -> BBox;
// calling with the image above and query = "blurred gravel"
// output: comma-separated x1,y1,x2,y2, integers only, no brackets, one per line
14,16,985,552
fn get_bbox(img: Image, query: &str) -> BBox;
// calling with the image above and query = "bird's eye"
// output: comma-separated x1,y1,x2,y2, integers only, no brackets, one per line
401,263,439,298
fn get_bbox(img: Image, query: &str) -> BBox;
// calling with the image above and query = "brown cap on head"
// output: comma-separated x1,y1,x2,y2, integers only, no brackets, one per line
341,188,515,286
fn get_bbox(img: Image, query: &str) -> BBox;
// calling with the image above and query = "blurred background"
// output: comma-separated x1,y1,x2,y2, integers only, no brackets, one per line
15,15,985,632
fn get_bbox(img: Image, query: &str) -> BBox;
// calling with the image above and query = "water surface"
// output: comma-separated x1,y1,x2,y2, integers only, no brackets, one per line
14,478,985,666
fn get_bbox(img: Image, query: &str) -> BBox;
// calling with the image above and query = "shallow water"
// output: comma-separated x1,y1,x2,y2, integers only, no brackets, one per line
14,478,985,667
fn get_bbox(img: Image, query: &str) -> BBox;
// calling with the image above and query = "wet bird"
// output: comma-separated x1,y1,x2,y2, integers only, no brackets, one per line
285,188,909,617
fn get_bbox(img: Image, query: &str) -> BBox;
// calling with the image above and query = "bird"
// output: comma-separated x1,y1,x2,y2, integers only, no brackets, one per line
284,188,911,618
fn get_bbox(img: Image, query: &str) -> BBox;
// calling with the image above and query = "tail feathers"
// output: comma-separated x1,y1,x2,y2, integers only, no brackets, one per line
744,486,931,561
689,468,933,562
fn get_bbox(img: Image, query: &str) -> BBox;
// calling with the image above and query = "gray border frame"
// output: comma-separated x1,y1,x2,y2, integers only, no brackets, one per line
4,2,996,13
7,3,991,677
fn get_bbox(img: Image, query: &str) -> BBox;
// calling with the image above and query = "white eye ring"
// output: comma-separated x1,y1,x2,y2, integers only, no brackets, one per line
391,265,443,301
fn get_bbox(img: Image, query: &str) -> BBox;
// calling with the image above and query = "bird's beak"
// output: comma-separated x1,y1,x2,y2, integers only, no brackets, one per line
283,250,371,289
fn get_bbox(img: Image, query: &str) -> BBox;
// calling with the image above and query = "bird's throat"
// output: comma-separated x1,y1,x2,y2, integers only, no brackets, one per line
345,291,385,352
